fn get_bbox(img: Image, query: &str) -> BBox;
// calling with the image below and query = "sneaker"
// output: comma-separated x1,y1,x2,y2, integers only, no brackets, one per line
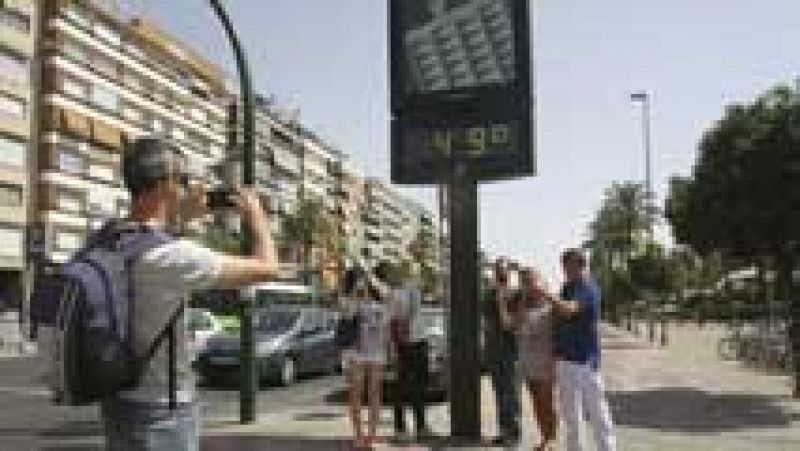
490,435,520,447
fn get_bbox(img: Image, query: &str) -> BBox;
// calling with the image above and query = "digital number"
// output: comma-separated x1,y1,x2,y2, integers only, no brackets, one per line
490,124,510,147
432,129,452,156
466,127,486,156
427,123,512,156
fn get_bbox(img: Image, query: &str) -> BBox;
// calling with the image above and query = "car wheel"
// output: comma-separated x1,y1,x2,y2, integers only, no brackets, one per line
279,357,297,386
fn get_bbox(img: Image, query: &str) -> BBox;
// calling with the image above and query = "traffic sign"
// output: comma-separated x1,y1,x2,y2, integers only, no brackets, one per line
390,0,535,183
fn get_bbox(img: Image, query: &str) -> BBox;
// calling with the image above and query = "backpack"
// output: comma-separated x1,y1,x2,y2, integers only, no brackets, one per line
35,221,178,407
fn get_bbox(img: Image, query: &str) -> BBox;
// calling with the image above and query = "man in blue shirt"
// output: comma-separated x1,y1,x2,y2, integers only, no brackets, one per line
539,249,616,451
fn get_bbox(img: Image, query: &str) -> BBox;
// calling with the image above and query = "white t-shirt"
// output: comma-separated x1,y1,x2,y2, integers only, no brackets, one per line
117,238,224,404
347,300,388,365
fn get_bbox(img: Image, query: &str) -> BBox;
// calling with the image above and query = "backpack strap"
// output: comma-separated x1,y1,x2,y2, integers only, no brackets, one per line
134,303,184,409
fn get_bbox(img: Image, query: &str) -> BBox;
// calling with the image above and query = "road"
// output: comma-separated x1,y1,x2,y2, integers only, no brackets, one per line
0,356,345,451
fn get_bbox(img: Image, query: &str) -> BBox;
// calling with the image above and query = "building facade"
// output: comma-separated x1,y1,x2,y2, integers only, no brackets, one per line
33,0,230,266
0,0,35,312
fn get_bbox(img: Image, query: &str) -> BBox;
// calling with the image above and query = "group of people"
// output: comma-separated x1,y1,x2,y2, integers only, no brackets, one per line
34,136,617,451
485,255,617,451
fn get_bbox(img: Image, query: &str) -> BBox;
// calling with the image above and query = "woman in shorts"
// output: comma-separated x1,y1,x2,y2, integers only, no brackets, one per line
341,269,388,449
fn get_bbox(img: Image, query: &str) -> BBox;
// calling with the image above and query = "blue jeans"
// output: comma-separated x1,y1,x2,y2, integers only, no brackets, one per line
488,331,520,437
101,399,199,451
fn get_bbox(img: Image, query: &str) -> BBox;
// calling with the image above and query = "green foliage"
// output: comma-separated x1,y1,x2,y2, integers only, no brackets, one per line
666,85,800,259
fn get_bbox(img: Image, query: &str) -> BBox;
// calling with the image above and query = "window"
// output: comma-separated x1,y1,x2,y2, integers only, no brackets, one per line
0,93,26,120
0,8,31,33
0,183,22,207
94,21,121,47
63,0,90,28
0,226,23,257
91,85,119,112
88,163,115,182
62,40,88,62
62,77,88,100
55,230,82,252
58,189,84,214
122,105,143,124
0,50,27,84
92,54,119,79
59,151,84,175
0,136,25,167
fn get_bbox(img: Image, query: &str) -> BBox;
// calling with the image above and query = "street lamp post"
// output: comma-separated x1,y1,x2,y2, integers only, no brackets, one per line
208,0,257,424
631,91,658,344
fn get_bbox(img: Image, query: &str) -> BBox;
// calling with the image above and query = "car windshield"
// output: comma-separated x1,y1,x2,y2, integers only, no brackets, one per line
258,311,300,334
421,313,445,331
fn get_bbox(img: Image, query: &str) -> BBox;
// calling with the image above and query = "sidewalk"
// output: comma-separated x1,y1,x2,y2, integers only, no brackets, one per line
202,323,800,450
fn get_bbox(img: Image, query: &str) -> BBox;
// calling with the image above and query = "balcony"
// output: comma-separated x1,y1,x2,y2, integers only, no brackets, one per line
0,115,28,139
0,25,33,56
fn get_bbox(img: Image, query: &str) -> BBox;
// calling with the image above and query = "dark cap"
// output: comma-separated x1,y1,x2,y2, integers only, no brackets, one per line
123,137,186,196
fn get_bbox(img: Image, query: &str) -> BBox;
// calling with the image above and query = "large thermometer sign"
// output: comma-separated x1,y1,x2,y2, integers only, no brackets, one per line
390,0,535,183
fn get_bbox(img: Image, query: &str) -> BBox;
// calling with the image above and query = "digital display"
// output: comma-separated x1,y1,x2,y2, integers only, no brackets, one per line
392,119,532,183
398,0,517,95
389,0,534,184
412,123,518,158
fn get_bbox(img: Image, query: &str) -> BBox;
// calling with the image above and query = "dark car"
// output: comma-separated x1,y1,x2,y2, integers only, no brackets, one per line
196,306,341,386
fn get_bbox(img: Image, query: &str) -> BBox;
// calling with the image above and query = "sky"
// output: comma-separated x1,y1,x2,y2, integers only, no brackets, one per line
136,0,800,285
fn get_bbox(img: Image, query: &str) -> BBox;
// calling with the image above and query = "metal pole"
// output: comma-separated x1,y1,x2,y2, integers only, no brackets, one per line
448,168,481,441
208,0,257,424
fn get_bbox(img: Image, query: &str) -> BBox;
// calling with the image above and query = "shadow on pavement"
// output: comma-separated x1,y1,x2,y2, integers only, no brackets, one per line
609,387,799,433
203,434,501,451
202,435,352,451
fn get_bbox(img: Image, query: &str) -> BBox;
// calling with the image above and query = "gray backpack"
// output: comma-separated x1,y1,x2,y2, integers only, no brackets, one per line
44,222,180,407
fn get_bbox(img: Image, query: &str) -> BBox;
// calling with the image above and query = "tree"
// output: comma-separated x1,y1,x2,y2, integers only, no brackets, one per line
665,84,800,395
409,227,439,300
586,182,652,320
281,198,339,283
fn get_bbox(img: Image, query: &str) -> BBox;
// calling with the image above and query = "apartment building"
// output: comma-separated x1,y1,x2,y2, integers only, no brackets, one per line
0,0,35,311
33,0,229,265
362,178,429,269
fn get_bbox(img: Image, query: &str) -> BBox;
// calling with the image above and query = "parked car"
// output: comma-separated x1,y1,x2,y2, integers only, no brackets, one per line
196,305,340,386
186,308,223,362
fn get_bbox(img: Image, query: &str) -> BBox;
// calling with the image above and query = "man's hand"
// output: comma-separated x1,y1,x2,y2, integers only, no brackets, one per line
181,182,210,220
233,187,266,222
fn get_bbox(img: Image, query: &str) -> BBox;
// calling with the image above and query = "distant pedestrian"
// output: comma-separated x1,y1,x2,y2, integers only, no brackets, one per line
517,267,557,451
341,268,388,449
36,137,280,451
380,262,432,441
484,258,521,446
544,249,617,451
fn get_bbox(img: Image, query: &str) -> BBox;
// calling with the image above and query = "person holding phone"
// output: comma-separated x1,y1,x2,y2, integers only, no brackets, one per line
341,268,388,449
483,258,521,446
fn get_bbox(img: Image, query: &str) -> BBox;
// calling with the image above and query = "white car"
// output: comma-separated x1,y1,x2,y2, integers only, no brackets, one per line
187,308,223,362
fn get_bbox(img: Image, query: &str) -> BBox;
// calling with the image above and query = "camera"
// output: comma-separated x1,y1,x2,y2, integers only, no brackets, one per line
206,187,237,209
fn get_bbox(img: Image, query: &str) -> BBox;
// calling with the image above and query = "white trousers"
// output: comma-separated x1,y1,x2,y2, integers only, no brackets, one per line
556,360,616,451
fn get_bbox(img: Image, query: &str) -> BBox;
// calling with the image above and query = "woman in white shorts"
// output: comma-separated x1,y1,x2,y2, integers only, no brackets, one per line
341,269,388,449
517,267,557,451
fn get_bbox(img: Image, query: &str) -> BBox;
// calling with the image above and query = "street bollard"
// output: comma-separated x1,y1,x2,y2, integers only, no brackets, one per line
660,314,668,346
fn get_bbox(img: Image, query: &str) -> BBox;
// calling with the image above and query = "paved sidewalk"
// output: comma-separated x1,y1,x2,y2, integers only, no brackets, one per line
202,323,800,450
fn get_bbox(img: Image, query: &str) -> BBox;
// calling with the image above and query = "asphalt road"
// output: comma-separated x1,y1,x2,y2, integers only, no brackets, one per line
0,356,346,451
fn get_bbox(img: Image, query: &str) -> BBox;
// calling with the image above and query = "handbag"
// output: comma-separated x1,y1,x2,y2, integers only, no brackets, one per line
335,313,360,349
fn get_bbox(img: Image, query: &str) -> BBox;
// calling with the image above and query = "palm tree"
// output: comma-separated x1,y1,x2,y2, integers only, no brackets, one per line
280,198,339,284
